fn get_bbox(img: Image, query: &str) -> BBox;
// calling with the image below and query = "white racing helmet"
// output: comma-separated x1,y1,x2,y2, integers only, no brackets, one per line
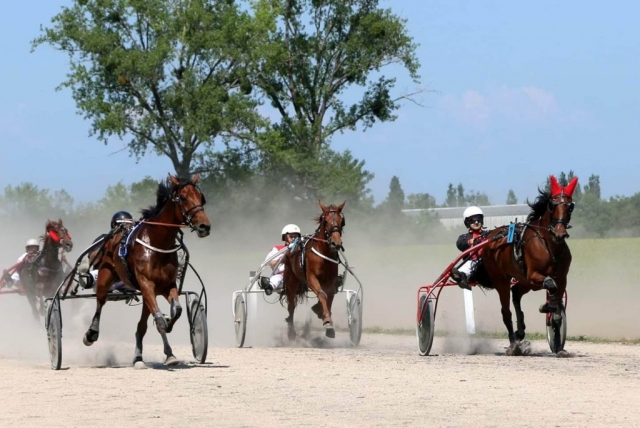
25,238,39,248
463,206,484,227
281,224,301,241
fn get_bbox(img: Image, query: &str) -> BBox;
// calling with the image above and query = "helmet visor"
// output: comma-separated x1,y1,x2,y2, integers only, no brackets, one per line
468,215,484,225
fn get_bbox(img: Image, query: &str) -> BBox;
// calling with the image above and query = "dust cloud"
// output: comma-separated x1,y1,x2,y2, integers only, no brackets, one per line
0,194,637,368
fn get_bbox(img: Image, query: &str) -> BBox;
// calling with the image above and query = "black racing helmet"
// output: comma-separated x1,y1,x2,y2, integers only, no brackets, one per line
110,211,133,229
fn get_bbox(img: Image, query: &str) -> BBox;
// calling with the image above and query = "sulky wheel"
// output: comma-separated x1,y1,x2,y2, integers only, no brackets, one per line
234,293,247,348
189,299,208,363
417,295,435,356
46,298,62,370
347,292,363,346
546,308,567,353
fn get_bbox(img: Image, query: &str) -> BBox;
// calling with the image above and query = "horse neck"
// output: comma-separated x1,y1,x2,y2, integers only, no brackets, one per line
41,238,60,266
145,199,181,244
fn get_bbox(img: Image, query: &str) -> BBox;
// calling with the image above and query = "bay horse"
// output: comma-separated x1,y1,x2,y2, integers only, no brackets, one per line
83,173,210,366
282,201,345,340
18,219,73,320
479,175,577,355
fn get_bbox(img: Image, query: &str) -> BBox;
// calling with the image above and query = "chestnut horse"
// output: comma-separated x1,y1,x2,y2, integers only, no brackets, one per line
282,201,345,340
480,175,577,355
18,219,73,320
83,173,210,366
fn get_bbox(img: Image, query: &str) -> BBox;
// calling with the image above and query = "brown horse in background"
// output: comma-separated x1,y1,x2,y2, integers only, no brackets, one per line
282,201,345,340
480,175,577,355
18,219,73,320
83,173,210,366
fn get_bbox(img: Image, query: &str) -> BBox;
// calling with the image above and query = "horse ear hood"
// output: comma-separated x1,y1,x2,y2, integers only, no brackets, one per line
550,175,562,197
564,177,579,197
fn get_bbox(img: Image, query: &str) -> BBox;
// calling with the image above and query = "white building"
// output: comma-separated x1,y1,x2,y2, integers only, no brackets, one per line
402,204,531,230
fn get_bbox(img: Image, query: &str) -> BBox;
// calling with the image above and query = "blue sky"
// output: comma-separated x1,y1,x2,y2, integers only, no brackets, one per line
1,1,638,206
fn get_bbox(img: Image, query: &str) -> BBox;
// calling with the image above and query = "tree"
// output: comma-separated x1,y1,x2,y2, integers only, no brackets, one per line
466,191,490,206
445,183,457,207
33,0,264,177
456,183,466,207
0,183,56,220
506,189,518,205
406,193,436,209
583,174,601,199
251,0,422,198
383,176,405,212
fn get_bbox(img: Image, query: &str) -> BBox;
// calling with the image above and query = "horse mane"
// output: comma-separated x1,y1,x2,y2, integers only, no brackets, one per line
526,187,551,223
141,177,190,219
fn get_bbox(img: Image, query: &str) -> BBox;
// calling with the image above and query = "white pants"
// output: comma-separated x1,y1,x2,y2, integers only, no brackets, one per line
89,269,125,291
458,259,479,277
269,273,284,291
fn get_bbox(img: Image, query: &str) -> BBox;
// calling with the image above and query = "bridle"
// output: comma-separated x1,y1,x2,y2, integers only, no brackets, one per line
547,195,574,230
170,182,206,232
317,209,345,243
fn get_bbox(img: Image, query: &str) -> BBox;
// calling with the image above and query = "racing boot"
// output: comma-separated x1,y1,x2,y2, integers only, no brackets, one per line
450,268,471,290
260,277,273,296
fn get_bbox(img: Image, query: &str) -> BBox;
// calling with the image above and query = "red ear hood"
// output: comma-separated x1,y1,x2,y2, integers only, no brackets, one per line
48,230,60,243
550,175,561,197
550,175,579,197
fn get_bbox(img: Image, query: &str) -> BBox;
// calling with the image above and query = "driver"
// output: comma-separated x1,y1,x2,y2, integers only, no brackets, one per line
259,224,301,295
450,206,490,290
4,239,40,286
77,211,134,290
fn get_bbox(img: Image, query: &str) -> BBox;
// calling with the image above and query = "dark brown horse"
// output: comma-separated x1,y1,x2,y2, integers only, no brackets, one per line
83,173,210,366
18,219,73,320
282,201,345,340
480,175,577,355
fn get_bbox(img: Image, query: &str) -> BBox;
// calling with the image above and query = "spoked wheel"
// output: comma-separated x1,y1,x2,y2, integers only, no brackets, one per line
46,298,62,370
234,293,247,348
189,299,208,363
546,308,567,353
417,295,435,356
347,292,363,346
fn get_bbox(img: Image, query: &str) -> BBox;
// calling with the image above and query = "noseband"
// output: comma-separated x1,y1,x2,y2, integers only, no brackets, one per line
171,183,206,231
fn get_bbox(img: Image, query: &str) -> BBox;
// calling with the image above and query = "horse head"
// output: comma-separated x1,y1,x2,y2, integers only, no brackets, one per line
168,173,211,237
547,175,578,241
318,200,346,250
45,219,73,252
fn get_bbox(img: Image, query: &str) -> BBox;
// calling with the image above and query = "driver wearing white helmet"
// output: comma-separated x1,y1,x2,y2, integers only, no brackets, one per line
8,239,40,284
450,206,490,290
259,224,302,295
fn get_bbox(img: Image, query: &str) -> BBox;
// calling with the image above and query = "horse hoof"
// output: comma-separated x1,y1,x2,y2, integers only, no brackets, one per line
505,343,523,357
83,331,98,346
325,328,335,339
515,331,526,341
556,350,571,358
164,355,179,366
311,303,323,319
134,360,147,370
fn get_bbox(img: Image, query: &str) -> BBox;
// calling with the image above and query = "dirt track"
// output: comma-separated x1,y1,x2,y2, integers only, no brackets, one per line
1,331,639,428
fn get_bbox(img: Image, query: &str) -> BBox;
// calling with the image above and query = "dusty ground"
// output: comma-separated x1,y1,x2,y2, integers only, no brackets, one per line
1,329,639,428
2,227,639,427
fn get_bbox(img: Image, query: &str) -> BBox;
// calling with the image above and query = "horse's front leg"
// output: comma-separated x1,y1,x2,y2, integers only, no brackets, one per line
84,267,114,346
133,303,151,368
511,283,531,341
285,280,297,341
307,275,334,338
162,285,182,334
139,278,178,366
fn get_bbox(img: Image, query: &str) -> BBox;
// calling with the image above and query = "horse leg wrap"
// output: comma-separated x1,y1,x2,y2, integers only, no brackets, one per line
542,277,557,293
154,312,168,334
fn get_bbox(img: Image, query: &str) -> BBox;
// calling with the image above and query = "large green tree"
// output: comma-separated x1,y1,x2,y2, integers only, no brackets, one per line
251,0,422,200
33,0,263,177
